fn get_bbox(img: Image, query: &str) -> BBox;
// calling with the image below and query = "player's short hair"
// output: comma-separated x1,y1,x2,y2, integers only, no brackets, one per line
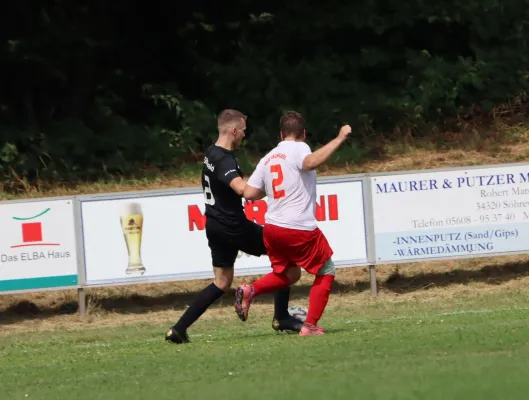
280,111,305,139
217,109,247,133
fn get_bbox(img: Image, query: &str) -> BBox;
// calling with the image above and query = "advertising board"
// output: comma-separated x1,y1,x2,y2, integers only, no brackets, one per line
80,180,368,286
371,165,529,262
0,199,78,292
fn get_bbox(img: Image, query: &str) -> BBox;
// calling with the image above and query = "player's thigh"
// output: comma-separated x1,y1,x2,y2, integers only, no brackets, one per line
291,229,334,275
206,220,240,268
208,240,237,291
208,238,239,268
262,224,292,274
237,221,266,256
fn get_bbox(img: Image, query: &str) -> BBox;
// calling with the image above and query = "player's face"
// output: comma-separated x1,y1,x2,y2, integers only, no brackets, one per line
232,120,246,147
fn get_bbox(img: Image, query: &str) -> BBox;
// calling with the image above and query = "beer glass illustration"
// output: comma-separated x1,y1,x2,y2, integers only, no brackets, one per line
120,202,146,275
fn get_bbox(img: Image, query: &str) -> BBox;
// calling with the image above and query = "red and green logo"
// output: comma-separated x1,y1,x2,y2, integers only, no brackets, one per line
10,208,60,248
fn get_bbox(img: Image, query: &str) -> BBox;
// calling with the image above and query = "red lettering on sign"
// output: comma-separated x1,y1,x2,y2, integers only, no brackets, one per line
244,200,267,225
315,196,326,221
188,205,206,231
315,195,339,221
328,194,338,220
187,194,339,231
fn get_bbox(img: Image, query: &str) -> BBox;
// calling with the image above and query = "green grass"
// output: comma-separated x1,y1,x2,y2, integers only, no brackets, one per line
2,291,529,400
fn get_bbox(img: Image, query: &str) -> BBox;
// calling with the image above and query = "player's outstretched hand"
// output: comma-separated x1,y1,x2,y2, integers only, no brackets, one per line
338,124,352,141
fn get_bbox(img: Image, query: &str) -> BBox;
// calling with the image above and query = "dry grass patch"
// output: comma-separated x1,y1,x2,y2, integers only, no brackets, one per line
2,254,529,334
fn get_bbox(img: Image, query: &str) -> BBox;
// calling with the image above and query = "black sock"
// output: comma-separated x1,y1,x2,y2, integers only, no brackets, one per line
273,286,291,320
173,283,225,333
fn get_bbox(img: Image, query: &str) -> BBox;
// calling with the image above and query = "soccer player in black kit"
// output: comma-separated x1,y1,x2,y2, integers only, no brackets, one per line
165,109,303,344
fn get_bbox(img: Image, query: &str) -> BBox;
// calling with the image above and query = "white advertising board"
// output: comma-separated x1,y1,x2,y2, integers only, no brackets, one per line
80,180,368,286
0,199,78,292
371,164,529,262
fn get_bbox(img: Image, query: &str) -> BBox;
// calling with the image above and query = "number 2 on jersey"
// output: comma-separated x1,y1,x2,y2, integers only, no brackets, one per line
270,164,285,199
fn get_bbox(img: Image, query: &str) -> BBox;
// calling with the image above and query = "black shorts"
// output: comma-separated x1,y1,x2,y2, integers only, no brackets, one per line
205,216,266,268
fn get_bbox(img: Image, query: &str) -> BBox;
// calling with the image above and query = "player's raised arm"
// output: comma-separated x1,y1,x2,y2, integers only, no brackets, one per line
301,125,352,171
243,160,266,200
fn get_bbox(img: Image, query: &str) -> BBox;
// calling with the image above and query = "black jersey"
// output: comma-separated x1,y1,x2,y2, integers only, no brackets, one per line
202,144,245,227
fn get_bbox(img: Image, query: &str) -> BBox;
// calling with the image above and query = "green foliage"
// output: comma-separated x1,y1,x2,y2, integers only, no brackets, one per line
1,0,529,183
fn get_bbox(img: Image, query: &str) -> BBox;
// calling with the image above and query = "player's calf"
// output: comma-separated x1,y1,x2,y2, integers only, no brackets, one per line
164,269,230,344
302,258,335,335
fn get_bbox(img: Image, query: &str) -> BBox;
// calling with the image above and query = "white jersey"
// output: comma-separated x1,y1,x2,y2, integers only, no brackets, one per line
247,140,317,231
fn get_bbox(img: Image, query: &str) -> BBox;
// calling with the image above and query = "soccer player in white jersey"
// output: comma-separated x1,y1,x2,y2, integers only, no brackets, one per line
234,111,352,336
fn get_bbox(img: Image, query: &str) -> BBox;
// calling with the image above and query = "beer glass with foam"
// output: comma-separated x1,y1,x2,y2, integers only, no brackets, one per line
120,202,146,275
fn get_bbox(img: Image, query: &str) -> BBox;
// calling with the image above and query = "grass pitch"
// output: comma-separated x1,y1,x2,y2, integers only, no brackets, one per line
2,290,529,400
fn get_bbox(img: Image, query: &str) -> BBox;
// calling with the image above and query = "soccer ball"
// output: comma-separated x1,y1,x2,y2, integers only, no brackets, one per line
288,305,307,322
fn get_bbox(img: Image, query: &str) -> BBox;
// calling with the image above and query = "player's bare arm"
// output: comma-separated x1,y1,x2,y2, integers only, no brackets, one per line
229,176,247,196
302,125,352,171
244,159,266,200
243,185,266,201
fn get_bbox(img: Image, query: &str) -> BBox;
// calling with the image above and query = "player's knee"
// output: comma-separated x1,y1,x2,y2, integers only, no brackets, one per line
213,267,234,292
214,275,233,292
317,258,336,276
286,266,301,284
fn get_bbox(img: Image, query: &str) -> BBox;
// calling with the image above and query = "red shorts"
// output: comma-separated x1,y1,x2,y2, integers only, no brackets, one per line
263,223,334,275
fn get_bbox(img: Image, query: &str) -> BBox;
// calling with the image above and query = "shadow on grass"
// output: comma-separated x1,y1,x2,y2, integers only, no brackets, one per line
1,260,529,325
382,260,529,293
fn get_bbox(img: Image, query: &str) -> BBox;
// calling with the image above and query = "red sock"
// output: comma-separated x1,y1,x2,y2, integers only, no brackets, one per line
306,275,334,326
253,272,291,295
